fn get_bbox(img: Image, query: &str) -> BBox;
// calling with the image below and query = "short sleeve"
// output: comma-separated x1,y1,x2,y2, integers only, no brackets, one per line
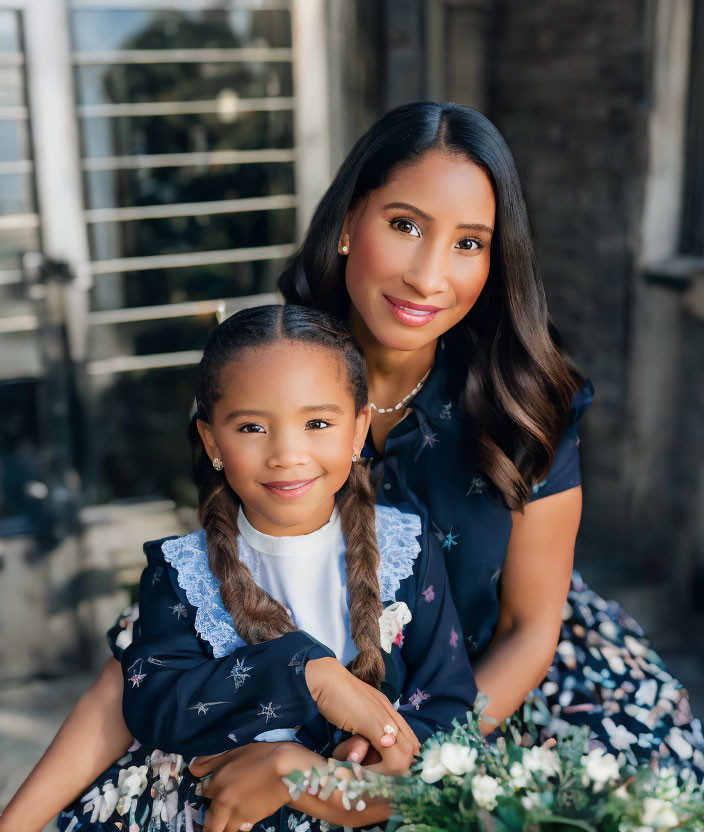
529,378,594,502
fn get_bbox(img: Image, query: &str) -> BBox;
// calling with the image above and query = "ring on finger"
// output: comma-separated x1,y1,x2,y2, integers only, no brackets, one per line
383,724,396,736
240,823,253,831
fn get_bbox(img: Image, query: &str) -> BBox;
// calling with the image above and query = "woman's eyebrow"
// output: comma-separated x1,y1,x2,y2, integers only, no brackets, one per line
383,202,493,234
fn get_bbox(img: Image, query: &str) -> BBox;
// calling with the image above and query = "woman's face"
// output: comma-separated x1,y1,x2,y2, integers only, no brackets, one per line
197,341,370,537
344,149,495,352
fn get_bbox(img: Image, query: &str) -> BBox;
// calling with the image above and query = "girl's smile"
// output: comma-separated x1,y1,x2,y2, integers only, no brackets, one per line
383,294,444,326
198,340,370,537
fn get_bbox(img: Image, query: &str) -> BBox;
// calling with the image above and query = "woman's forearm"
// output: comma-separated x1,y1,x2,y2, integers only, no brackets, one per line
0,658,132,832
472,625,558,734
280,746,391,828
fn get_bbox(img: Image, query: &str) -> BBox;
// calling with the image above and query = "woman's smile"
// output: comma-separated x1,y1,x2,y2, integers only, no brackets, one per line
383,294,444,327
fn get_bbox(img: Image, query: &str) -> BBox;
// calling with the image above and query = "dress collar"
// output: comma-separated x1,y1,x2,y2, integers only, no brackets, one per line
236,505,342,557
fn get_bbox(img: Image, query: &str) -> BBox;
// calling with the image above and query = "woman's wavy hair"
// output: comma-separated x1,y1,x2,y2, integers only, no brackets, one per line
189,304,385,687
279,101,583,510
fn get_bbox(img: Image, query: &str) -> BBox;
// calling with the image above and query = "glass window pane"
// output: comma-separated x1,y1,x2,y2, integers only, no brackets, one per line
0,379,43,534
0,172,36,215
88,316,213,361
74,62,292,107
90,257,286,311
0,120,32,163
87,207,295,261
0,226,39,267
80,110,294,158
0,281,33,318
89,365,199,503
0,67,25,108
83,161,295,210
72,8,291,53
0,333,41,381
0,11,20,53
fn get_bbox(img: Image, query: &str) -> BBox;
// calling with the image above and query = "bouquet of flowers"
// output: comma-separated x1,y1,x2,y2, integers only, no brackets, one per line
282,695,704,832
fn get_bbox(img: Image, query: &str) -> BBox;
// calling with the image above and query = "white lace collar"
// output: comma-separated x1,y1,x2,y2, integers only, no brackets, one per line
236,505,341,557
161,504,421,657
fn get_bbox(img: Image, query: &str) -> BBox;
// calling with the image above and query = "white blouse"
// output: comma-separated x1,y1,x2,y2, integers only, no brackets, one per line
236,505,358,666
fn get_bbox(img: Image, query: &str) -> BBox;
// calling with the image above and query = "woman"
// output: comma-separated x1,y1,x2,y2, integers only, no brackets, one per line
3,101,702,832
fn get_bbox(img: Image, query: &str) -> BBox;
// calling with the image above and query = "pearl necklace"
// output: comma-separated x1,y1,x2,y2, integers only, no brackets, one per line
369,367,432,414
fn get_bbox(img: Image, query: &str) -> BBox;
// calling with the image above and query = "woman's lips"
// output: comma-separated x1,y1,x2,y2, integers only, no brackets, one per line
384,295,441,327
261,478,318,500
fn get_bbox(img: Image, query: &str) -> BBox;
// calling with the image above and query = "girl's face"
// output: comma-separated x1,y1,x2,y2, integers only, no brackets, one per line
343,149,495,351
197,341,370,537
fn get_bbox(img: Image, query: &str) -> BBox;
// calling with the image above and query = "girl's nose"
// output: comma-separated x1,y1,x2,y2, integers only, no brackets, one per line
266,432,307,469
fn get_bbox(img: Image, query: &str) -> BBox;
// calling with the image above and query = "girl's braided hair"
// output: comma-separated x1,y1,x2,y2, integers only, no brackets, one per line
188,303,385,687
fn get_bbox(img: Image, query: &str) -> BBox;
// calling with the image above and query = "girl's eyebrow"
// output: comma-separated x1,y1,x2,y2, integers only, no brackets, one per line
382,201,493,235
301,403,345,415
223,408,270,423
223,404,345,422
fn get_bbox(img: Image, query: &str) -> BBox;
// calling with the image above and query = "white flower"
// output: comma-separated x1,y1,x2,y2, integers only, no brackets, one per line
641,798,679,828
521,745,561,777
378,602,412,652
521,791,542,811
439,743,477,776
471,774,502,811
419,741,447,784
582,748,621,791
508,761,530,789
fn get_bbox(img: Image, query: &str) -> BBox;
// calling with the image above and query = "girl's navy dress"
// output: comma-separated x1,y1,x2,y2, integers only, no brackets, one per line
58,506,476,832
59,339,704,832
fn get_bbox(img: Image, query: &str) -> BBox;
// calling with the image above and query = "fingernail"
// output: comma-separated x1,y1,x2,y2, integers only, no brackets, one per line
348,752,359,762
380,734,395,747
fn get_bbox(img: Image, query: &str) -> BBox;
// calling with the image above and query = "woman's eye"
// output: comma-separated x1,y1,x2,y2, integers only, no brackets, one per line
238,423,266,433
456,237,482,251
391,218,421,237
306,419,332,430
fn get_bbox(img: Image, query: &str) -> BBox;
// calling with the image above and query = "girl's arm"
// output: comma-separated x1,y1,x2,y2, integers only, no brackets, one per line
125,541,417,767
0,658,131,832
472,485,581,732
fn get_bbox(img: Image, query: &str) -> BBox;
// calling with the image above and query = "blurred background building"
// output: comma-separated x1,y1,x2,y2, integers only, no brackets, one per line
0,0,703,812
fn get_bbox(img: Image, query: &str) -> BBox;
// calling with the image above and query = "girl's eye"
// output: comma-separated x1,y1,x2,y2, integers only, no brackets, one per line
391,218,421,237
306,419,332,430
238,423,266,433
456,237,482,252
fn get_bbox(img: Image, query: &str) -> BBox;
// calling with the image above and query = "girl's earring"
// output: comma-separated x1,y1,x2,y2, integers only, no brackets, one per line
351,453,358,462
212,457,224,471
338,233,350,255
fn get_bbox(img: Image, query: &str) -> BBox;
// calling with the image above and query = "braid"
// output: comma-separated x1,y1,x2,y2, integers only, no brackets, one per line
337,460,385,688
190,417,295,644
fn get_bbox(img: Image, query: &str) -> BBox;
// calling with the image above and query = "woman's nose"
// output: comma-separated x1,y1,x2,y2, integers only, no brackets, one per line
401,244,450,297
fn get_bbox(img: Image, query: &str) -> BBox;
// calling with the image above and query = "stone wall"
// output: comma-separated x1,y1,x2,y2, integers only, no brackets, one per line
486,0,652,562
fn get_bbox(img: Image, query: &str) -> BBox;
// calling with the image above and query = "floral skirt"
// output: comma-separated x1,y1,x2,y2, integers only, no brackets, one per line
57,571,704,831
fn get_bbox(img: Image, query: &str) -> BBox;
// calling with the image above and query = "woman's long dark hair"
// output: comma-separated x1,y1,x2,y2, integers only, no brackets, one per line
279,101,582,510
189,304,385,687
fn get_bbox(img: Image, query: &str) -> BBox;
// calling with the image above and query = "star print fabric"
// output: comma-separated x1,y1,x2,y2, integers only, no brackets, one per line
58,508,476,832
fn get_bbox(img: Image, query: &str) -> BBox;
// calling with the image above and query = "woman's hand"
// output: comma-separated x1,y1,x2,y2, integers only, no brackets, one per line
191,743,295,832
192,743,392,831
306,657,419,773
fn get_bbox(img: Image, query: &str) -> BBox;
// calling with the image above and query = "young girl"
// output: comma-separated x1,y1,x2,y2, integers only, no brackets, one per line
50,303,476,832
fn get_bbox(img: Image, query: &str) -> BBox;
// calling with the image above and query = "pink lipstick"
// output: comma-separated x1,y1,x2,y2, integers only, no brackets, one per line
384,295,442,327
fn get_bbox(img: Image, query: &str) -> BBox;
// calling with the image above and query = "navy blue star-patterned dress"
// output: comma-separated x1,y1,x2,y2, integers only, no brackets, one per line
57,505,476,832
366,337,703,777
